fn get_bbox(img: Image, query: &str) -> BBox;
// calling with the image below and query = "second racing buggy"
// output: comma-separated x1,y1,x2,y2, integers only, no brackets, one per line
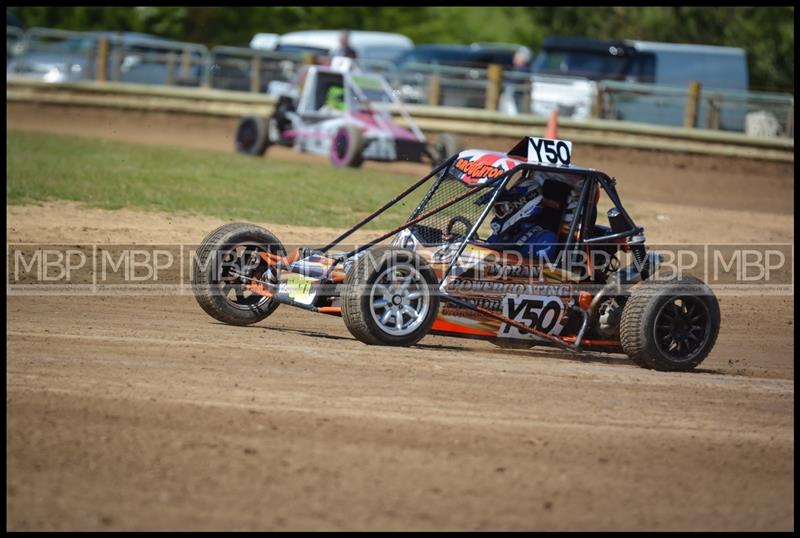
193,136,721,371
234,58,462,168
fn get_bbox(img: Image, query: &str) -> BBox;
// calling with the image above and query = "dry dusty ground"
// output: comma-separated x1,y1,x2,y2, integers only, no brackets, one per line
6,103,795,531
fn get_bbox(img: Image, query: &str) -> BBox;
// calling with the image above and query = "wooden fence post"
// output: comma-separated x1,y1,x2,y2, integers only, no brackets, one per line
96,36,109,82
428,72,441,106
593,83,604,119
85,41,96,79
250,55,261,93
683,80,701,128
201,56,212,89
786,103,794,138
707,95,720,130
111,39,123,82
165,52,176,86
179,48,191,82
485,63,502,111
520,78,532,114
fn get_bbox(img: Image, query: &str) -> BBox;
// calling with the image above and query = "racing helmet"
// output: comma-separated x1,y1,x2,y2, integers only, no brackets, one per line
489,177,544,237
324,85,346,111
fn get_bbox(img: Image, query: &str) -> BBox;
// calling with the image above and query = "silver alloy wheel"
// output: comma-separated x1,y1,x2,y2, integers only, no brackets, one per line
368,263,430,337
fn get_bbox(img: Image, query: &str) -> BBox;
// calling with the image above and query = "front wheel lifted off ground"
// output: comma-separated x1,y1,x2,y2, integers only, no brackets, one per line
620,275,720,371
192,223,285,326
342,246,440,346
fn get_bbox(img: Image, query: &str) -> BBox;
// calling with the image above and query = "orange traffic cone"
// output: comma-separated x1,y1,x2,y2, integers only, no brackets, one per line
545,110,559,139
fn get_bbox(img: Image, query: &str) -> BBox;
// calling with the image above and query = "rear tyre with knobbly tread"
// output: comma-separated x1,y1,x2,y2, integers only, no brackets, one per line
620,275,720,371
342,246,439,346
192,223,285,326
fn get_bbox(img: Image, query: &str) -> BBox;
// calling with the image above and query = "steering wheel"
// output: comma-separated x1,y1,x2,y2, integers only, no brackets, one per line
445,216,479,242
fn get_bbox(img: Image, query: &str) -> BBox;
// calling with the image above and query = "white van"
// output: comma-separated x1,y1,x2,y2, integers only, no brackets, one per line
250,30,413,63
529,36,749,130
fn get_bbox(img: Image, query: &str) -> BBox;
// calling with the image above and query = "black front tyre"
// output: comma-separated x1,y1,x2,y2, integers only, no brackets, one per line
341,247,439,346
235,116,270,156
620,276,720,371
192,223,285,326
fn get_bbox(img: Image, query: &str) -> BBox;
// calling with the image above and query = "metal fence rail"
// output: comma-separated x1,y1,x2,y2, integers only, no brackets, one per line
7,78,793,163
209,45,309,93
598,80,794,138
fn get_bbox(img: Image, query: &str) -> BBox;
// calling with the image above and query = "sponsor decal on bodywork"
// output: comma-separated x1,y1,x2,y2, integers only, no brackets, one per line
445,279,570,297
451,150,522,184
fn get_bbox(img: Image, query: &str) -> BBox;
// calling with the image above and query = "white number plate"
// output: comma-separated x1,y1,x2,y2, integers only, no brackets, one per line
498,294,567,340
527,137,572,166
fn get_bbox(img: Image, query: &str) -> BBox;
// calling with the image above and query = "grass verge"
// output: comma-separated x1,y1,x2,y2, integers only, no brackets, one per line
7,130,426,229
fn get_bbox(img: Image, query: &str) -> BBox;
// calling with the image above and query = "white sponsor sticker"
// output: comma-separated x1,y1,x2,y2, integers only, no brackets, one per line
526,137,572,166
498,294,567,339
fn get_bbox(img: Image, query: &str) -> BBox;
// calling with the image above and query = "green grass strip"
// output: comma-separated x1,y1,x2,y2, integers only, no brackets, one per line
7,130,426,229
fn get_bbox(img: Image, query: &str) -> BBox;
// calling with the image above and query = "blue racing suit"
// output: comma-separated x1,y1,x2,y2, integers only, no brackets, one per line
485,221,558,261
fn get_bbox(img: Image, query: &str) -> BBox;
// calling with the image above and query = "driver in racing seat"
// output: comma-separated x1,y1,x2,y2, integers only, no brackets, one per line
483,175,559,260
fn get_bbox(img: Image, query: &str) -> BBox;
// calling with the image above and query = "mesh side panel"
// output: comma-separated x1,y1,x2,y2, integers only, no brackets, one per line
408,173,493,246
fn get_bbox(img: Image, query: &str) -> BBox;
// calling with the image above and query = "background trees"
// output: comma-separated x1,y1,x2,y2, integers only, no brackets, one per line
8,6,794,92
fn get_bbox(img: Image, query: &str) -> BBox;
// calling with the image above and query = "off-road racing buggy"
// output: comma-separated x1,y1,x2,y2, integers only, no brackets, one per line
193,136,721,371
234,58,462,168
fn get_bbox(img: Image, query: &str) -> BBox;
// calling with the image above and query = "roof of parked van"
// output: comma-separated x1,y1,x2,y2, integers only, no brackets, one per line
626,40,746,55
542,36,745,57
278,30,413,50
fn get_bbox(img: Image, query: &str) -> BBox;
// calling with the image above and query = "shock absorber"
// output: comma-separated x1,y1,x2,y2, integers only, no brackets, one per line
608,208,649,279
628,234,649,280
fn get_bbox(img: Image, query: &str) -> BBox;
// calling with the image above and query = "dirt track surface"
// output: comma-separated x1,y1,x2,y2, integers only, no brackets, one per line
6,103,795,531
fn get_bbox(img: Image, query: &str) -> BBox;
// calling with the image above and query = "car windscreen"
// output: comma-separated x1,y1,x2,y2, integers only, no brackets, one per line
532,48,630,80
347,74,395,111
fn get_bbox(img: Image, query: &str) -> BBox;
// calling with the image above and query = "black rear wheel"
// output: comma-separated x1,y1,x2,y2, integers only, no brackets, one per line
620,276,720,371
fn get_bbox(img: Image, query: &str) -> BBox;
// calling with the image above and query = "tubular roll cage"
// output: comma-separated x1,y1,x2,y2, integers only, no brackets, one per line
274,155,645,351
